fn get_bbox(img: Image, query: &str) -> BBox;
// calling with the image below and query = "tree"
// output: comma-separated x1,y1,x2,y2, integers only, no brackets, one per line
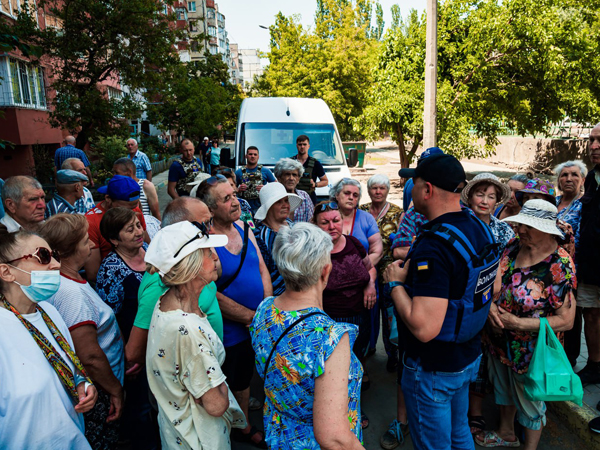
252,0,379,139
11,0,183,149
146,53,242,141
355,0,600,168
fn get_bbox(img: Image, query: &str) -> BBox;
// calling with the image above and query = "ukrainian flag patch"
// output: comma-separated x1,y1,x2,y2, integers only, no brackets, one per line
417,261,429,271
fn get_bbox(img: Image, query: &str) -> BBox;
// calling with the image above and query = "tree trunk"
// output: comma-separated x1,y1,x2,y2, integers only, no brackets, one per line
396,124,409,168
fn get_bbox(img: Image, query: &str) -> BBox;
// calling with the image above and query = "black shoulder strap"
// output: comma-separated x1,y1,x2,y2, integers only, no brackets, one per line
264,311,327,378
218,221,249,293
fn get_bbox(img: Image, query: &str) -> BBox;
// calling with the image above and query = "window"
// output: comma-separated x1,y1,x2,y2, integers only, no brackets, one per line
208,26,216,37
189,20,197,32
0,56,47,109
188,1,196,12
1,0,37,20
207,9,214,19
107,86,123,101
176,7,187,20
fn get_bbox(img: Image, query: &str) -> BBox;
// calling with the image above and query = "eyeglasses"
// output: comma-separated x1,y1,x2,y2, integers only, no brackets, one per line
7,247,61,265
316,201,339,212
173,220,211,258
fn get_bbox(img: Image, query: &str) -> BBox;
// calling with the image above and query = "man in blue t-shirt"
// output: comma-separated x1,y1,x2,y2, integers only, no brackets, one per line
167,139,204,199
384,153,496,450
235,146,276,214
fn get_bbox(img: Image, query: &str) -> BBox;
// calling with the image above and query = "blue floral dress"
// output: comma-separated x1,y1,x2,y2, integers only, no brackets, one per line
556,196,582,249
250,297,363,449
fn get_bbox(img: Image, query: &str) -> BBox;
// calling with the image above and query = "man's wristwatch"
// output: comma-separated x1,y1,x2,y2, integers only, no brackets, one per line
388,281,405,291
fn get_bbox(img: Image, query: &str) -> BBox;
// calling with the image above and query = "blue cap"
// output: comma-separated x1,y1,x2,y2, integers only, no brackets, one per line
56,169,88,184
419,147,444,161
97,175,140,201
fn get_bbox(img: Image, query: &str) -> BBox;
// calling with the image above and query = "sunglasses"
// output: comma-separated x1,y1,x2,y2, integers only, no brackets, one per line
205,174,226,186
316,201,339,212
173,220,212,258
7,247,61,265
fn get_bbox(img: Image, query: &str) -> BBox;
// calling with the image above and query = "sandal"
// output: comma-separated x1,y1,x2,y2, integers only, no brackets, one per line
468,415,486,436
474,431,520,448
361,412,369,429
232,425,268,449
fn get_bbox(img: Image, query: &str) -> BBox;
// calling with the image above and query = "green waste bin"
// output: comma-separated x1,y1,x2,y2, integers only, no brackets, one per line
343,141,367,168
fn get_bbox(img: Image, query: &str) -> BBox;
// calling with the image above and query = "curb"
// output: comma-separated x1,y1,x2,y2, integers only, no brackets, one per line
547,399,600,448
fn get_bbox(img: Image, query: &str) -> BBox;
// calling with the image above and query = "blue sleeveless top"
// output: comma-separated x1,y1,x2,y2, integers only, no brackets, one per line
216,222,265,347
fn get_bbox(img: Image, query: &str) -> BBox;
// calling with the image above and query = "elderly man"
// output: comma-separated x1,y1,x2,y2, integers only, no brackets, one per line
167,139,205,199
235,146,276,214
45,170,89,218
61,158,96,213
197,176,272,448
125,197,220,373
273,157,314,222
0,176,46,232
113,157,161,220
84,175,149,281
292,134,328,204
54,135,94,187
577,123,600,385
385,153,500,450
126,138,152,181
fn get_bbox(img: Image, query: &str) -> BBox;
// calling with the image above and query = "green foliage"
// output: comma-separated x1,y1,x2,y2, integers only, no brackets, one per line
140,135,171,161
146,53,242,142
88,136,127,185
11,0,183,149
252,0,379,139
355,0,600,167
30,144,55,184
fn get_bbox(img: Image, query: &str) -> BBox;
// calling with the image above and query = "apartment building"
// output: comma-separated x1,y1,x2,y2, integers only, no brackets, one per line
240,48,264,90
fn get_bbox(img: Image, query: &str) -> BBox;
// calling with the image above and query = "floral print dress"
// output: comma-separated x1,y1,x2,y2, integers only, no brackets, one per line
484,239,576,374
250,297,363,449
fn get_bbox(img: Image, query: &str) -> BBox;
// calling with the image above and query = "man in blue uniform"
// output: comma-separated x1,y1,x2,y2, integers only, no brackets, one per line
385,153,499,450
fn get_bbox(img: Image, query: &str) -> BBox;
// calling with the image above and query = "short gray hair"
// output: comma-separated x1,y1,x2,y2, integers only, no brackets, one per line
162,197,204,227
273,158,304,178
553,160,588,186
329,178,362,201
127,138,138,145
61,158,83,170
274,223,333,292
64,136,76,145
113,157,136,174
2,176,43,209
367,174,390,190
509,174,529,184
196,177,229,211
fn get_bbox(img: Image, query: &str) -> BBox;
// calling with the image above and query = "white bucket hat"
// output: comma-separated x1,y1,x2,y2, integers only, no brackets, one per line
254,182,302,221
502,199,564,238
145,221,228,276
187,172,212,197
461,172,511,206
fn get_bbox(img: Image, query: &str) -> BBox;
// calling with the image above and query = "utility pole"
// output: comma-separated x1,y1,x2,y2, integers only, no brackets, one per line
423,0,438,148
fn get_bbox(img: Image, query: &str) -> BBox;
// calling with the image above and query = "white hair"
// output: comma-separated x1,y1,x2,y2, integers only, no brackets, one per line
273,223,332,292
367,173,390,190
553,160,588,187
2,176,43,209
273,158,304,178
127,138,138,145
329,178,362,201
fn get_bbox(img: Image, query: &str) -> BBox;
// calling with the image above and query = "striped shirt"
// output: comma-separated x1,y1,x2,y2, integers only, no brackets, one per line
45,194,78,218
128,150,152,180
293,189,314,223
254,219,293,296
391,205,428,250
54,145,90,169
74,187,95,214
138,179,151,216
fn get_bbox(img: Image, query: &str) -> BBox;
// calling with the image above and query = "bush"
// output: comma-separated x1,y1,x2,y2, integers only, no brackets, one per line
141,135,171,162
30,143,55,184
88,136,126,185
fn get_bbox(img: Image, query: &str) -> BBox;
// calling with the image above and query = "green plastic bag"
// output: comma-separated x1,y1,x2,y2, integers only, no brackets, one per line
524,318,583,405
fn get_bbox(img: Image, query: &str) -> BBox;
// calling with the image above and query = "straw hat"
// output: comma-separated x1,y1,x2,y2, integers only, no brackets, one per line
461,173,511,206
502,199,564,238
254,182,302,221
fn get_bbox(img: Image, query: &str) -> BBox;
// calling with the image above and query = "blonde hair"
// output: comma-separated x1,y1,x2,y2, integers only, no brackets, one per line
146,248,208,287
41,213,89,259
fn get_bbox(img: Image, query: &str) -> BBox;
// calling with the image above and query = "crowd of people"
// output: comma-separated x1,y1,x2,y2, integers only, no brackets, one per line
0,125,599,450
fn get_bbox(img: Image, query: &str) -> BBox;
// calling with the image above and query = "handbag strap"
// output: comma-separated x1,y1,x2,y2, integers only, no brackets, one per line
218,221,249,293
263,311,326,378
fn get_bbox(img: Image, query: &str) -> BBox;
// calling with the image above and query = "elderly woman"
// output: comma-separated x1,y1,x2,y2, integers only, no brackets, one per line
330,178,383,267
253,182,302,296
495,174,529,220
95,207,157,449
359,174,403,368
461,173,515,250
273,158,314,222
554,160,587,248
250,222,364,449
0,231,97,449
314,201,377,428
145,221,245,448
476,199,576,449
41,213,125,449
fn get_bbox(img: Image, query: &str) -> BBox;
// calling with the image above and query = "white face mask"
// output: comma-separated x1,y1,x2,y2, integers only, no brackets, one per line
10,266,61,303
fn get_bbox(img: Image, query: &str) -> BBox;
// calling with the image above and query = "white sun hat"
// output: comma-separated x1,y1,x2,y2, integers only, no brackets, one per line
461,172,511,206
501,199,564,238
145,221,228,276
254,182,302,221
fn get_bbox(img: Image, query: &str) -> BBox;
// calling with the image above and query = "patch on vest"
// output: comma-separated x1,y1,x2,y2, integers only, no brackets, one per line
475,260,499,294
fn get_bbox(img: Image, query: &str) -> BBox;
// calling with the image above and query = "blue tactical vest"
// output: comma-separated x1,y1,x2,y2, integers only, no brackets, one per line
408,213,501,343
